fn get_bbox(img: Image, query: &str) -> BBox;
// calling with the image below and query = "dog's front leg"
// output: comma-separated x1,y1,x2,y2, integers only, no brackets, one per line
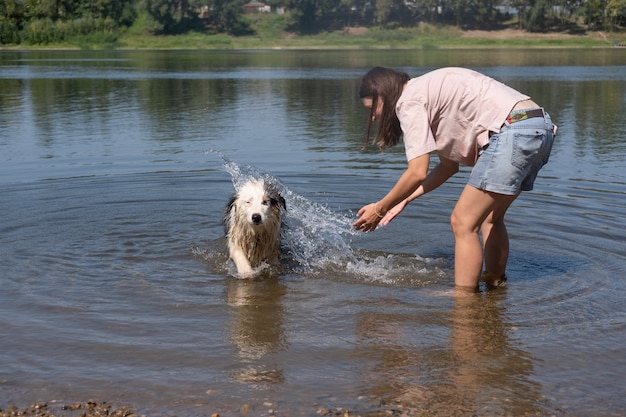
229,246,255,278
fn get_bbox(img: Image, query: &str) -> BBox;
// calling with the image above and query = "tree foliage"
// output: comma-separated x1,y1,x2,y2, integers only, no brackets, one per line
0,0,623,44
145,0,200,34
608,0,626,26
0,0,24,43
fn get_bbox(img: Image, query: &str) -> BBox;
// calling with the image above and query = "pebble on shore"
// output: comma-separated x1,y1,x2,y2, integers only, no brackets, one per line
1,400,408,417
0,401,138,417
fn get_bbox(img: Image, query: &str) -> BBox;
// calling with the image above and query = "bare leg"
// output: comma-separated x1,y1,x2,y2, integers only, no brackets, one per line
480,193,518,278
451,185,518,289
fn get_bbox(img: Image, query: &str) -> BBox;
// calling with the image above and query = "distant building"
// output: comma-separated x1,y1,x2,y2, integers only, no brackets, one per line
495,0,518,15
242,2,271,14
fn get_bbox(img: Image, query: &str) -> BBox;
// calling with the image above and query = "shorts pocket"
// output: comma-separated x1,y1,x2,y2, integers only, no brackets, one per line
511,130,547,170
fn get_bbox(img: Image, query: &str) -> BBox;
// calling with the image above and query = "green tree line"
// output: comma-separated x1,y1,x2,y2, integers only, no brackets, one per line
1,0,625,45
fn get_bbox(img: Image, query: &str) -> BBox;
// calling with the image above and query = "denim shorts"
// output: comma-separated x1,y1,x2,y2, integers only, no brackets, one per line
468,108,555,195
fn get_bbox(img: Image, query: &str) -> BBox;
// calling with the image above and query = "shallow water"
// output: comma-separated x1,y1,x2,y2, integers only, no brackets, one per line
1,49,625,416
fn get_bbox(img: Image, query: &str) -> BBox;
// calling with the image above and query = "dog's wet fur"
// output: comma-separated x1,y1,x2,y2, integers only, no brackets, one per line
223,179,286,277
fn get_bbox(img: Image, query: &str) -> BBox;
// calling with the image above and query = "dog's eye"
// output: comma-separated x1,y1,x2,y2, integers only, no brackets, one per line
261,200,269,206
245,200,252,206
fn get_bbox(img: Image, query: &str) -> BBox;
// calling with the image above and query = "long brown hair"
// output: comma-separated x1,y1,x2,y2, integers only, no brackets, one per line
359,67,410,150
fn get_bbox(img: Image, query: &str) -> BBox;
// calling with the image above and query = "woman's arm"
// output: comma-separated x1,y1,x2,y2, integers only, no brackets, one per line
354,154,429,232
410,155,459,201
379,156,459,226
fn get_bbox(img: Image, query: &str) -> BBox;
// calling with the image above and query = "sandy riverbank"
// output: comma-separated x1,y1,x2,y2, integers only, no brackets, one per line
0,400,410,417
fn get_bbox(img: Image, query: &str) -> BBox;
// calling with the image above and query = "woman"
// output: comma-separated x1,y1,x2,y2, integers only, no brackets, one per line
353,67,555,292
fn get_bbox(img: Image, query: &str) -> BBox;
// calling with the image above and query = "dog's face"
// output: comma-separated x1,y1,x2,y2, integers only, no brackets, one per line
226,180,286,227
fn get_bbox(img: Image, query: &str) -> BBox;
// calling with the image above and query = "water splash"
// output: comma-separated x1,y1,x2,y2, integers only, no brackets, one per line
210,150,358,266
208,150,448,285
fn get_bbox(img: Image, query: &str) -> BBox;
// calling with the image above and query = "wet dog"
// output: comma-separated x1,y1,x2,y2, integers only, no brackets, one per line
223,179,286,277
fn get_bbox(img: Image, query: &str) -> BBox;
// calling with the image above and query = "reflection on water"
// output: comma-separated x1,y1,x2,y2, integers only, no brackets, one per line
0,50,625,417
227,277,287,386
355,291,557,416
2,50,625,180
447,291,544,416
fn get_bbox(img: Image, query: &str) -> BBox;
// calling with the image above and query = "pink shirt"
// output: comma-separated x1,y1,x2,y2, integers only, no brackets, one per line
396,67,529,166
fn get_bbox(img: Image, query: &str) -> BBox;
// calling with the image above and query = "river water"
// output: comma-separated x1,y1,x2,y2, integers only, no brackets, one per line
0,49,625,416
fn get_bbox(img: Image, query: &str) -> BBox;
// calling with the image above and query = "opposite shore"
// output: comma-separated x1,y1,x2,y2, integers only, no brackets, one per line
2,25,625,50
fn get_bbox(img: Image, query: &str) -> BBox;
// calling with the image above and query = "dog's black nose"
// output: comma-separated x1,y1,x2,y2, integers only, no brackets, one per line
252,213,262,224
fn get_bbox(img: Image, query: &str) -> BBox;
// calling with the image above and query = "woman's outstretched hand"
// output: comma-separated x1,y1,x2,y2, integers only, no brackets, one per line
379,199,408,226
353,203,382,232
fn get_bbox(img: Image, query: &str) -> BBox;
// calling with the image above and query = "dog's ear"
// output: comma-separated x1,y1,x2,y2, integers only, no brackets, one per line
277,194,286,211
223,194,237,225
264,181,286,211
